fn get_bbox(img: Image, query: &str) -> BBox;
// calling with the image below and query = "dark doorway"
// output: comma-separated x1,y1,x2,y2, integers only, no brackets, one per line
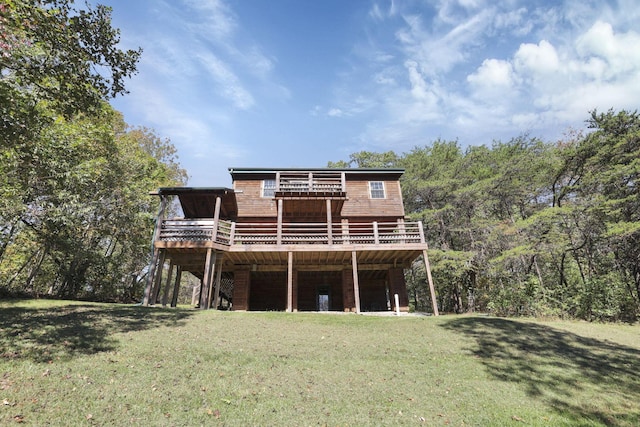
318,286,330,311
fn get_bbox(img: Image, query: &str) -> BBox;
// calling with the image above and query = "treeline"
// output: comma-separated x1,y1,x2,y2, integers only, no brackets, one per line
332,110,640,321
1,1,187,301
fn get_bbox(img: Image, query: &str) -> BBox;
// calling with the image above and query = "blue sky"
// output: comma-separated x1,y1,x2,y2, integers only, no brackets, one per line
101,0,640,186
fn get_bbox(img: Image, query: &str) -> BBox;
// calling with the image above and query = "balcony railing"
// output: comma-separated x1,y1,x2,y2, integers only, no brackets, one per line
276,171,345,194
157,219,425,247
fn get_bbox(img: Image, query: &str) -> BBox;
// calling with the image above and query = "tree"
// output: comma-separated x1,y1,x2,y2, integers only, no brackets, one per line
0,105,187,301
330,111,640,320
1,0,141,146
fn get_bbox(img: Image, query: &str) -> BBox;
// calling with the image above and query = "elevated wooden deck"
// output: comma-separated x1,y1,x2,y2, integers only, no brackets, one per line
155,219,427,250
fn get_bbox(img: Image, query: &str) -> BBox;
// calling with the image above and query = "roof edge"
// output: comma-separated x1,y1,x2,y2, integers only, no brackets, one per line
228,167,405,174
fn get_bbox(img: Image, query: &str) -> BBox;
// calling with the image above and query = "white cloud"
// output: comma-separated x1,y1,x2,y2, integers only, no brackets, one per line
576,21,640,78
467,58,515,90
328,108,344,117
493,7,531,36
183,0,237,41
396,7,495,80
513,40,560,75
197,52,255,110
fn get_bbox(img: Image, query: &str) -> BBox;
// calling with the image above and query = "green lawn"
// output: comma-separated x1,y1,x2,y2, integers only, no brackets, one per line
1,300,639,426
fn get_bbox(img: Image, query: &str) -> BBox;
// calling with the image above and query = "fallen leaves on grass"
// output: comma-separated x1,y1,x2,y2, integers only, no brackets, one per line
206,408,221,418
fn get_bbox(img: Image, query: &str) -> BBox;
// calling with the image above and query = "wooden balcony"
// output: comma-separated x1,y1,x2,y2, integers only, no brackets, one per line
156,219,426,250
275,171,345,196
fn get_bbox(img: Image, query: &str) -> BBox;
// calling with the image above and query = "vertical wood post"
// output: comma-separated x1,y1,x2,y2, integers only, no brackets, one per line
199,249,216,309
326,199,333,245
286,251,293,312
398,218,406,244
351,251,361,314
340,172,346,192
423,248,439,316
212,256,223,310
206,251,218,309
143,248,159,306
277,199,283,245
275,171,281,192
212,196,221,242
143,195,167,305
161,260,175,307
170,266,182,307
150,249,166,305
229,221,236,245
341,219,350,244
418,221,426,243
373,221,379,245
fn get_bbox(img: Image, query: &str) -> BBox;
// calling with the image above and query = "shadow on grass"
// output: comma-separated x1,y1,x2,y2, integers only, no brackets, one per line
0,303,193,363
441,317,640,426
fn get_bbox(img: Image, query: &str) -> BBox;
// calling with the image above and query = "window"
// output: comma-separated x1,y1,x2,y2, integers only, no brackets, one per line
262,179,276,197
369,181,385,199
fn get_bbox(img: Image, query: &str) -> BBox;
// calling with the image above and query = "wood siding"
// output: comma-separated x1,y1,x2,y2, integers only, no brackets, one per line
341,179,405,218
234,179,278,218
234,176,405,219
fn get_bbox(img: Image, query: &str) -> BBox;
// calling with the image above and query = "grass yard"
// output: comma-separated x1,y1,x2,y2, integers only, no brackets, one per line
1,300,639,426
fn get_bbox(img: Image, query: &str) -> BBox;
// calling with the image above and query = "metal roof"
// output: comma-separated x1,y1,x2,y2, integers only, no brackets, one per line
228,167,405,175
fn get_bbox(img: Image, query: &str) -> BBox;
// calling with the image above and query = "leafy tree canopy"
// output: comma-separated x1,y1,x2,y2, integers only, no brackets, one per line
1,0,141,145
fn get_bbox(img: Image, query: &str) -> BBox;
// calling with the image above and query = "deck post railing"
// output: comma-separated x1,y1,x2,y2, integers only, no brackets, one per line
373,221,379,245
418,221,426,244
277,199,283,245
398,218,406,244
341,219,350,244
157,219,427,246
326,199,333,245
229,221,236,245
212,196,221,242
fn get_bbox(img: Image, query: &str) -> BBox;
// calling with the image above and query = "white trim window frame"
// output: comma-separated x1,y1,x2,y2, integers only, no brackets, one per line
369,181,385,199
262,179,276,197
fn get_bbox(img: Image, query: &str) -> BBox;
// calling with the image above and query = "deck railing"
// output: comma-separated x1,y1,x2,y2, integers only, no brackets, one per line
276,171,345,194
157,219,425,246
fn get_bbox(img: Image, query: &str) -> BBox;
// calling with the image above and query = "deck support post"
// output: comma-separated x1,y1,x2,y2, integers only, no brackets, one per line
351,251,361,314
286,251,293,312
150,249,166,305
199,249,216,309
418,221,439,316
143,195,168,306
143,248,159,306
161,260,175,307
170,266,182,307
423,248,439,316
212,255,223,310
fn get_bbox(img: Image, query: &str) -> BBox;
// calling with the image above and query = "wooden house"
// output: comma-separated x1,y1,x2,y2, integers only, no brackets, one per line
143,168,438,314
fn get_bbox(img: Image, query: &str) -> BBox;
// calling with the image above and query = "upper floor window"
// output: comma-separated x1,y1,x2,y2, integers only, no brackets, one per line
262,179,276,197
369,181,385,199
